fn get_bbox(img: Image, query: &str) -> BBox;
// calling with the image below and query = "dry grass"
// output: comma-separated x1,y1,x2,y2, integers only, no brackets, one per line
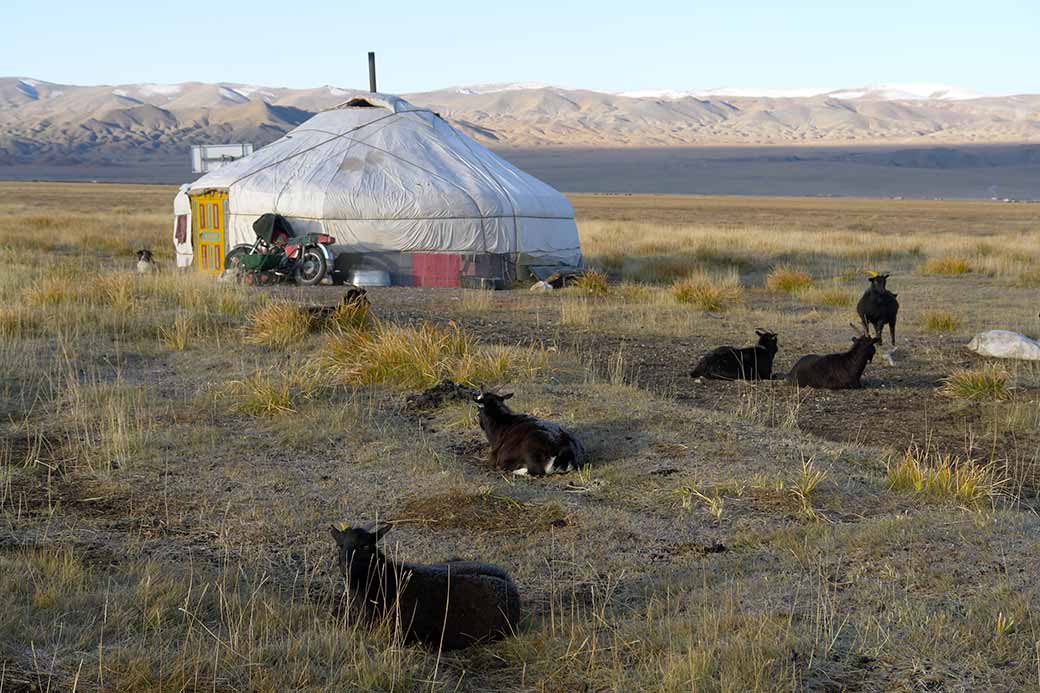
321,319,544,388
919,256,972,275
887,446,1004,507
765,266,813,293
226,370,307,416
244,300,313,348
671,271,742,312
922,310,962,333
939,364,1013,401
4,184,1040,692
572,270,610,297
797,284,854,308
0,547,444,691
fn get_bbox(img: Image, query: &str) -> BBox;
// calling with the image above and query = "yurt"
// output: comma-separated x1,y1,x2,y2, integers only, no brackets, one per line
184,93,581,286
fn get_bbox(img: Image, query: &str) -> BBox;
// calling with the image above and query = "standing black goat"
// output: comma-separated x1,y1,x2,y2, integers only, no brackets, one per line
787,327,881,389
473,390,587,476
330,522,520,651
690,329,779,380
856,273,899,345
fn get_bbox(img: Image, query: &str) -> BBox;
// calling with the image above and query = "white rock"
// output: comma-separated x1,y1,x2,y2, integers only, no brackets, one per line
966,330,1040,361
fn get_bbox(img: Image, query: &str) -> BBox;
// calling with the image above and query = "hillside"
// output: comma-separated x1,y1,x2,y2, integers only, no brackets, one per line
2,78,1039,165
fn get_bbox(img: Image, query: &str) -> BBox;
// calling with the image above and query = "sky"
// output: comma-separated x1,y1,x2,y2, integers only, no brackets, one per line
4,0,1037,94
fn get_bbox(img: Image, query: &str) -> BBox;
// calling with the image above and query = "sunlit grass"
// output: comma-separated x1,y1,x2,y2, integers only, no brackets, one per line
887,446,1004,507
671,271,742,312
939,364,1013,401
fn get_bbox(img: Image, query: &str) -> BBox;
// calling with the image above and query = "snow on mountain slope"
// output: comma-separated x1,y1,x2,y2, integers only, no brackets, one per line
621,83,990,101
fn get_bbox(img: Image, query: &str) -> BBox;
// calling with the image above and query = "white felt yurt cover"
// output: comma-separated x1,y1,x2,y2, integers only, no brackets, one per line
188,93,580,265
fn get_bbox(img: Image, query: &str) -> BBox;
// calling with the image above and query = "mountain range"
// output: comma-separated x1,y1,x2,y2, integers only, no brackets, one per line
2,77,1039,166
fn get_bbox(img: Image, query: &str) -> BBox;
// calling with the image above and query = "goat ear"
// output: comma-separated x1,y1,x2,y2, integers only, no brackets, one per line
329,524,347,543
372,523,392,543
501,392,514,400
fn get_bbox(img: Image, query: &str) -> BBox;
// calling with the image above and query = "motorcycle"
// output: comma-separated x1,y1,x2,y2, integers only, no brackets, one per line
223,213,337,286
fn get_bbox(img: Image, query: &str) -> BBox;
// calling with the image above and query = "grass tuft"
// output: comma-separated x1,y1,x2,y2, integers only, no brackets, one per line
671,272,742,312
322,319,543,388
920,256,972,275
887,446,1004,507
573,270,610,297
326,299,372,333
243,300,313,348
226,370,305,416
797,285,854,308
922,311,962,333
765,266,813,293
939,364,1012,401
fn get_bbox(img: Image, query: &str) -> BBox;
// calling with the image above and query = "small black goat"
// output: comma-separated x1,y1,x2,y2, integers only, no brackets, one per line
474,390,587,476
856,273,899,345
787,327,881,389
330,523,520,651
690,329,778,380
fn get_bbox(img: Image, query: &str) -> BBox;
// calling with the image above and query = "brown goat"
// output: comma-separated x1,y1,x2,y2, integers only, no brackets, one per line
474,390,586,476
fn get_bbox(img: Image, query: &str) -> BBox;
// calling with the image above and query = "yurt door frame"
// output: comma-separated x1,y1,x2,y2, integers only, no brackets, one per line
192,191,228,275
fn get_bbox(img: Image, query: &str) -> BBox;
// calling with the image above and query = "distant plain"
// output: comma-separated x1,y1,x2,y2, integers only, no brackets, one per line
4,144,1039,199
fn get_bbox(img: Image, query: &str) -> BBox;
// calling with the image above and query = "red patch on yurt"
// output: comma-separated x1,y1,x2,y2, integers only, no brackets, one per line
412,254,462,287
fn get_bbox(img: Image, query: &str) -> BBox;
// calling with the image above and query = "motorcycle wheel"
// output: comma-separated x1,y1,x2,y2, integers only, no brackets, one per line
223,244,253,282
294,247,328,286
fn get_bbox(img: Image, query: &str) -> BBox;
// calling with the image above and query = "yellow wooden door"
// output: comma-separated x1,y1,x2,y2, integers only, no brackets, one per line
192,191,228,275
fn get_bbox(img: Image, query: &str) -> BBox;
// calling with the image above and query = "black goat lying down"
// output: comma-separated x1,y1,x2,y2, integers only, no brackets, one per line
787,328,881,389
474,390,587,476
856,273,899,345
330,523,520,651
690,329,778,380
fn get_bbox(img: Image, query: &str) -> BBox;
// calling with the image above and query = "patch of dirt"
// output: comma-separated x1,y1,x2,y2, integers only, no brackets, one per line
393,489,569,534
405,379,479,412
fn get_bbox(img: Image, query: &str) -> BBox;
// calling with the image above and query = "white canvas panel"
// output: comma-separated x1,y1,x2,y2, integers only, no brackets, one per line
186,92,581,265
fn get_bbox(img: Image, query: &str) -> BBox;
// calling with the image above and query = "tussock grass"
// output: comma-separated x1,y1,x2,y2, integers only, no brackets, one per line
792,457,827,521
322,319,544,388
244,300,313,348
922,310,962,333
326,299,373,333
920,256,972,275
612,282,656,303
940,364,1013,401
396,487,566,533
887,446,1004,507
797,284,854,308
765,266,813,293
572,270,610,297
671,271,742,312
226,370,306,416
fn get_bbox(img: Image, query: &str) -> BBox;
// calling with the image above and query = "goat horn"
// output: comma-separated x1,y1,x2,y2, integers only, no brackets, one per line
865,269,879,278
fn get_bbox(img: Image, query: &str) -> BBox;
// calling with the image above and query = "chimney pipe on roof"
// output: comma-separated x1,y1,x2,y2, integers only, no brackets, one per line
368,52,377,93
